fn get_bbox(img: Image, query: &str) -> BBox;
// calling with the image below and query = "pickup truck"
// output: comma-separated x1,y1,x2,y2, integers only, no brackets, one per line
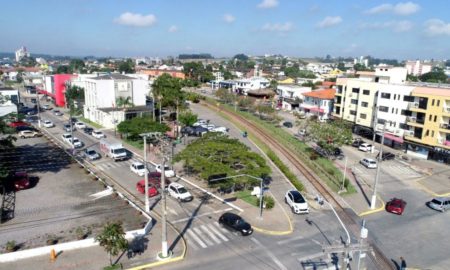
99,140,127,161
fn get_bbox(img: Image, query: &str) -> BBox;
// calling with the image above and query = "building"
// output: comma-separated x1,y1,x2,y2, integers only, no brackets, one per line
234,77,270,95
354,56,369,67
213,71,224,81
0,87,20,117
405,60,433,76
41,74,77,107
139,68,185,79
276,85,311,111
300,88,335,120
15,46,30,62
76,73,152,128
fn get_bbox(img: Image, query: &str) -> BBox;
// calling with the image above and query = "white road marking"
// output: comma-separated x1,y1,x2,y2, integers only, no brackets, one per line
184,234,199,251
186,230,207,248
277,235,303,245
207,223,228,242
200,225,221,244
251,238,288,270
193,227,213,246
168,208,178,216
213,221,229,234
171,208,233,224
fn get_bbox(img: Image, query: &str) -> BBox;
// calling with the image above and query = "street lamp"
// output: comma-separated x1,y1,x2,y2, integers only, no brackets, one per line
209,174,265,218
370,121,389,209
139,132,162,213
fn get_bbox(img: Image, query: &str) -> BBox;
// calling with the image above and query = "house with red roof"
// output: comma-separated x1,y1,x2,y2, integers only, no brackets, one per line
300,88,336,120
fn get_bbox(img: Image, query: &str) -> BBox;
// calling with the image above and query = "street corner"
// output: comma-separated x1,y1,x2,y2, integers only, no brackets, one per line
358,196,385,217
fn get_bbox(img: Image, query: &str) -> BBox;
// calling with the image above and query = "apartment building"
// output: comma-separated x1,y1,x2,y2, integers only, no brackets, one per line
276,85,312,111
405,87,450,162
405,60,432,76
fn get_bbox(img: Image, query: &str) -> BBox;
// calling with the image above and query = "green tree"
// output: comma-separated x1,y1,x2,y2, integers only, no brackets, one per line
117,117,169,140
152,74,185,119
115,96,134,109
55,65,70,74
301,81,317,89
337,62,347,71
65,85,85,116
215,88,236,104
309,119,353,152
255,104,275,119
69,59,86,73
118,59,135,74
178,111,198,127
233,54,249,61
419,68,448,83
407,74,419,82
95,222,128,266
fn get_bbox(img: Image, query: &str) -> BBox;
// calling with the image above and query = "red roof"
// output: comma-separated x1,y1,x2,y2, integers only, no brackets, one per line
322,81,336,87
303,88,336,100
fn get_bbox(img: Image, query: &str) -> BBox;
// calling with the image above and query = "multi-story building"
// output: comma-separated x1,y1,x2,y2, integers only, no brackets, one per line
15,46,30,62
0,87,20,117
405,60,433,76
276,85,312,111
300,88,335,120
41,74,77,107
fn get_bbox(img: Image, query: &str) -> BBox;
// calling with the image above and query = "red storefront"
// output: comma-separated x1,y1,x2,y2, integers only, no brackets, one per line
54,74,76,107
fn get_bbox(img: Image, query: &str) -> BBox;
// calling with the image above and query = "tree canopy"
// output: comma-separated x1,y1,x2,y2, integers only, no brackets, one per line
419,67,448,83
152,73,185,110
178,111,198,127
118,59,135,74
95,222,128,266
308,119,353,152
117,116,169,140
173,132,271,188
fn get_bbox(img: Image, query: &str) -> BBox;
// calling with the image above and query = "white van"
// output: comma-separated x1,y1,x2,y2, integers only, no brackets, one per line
428,197,450,212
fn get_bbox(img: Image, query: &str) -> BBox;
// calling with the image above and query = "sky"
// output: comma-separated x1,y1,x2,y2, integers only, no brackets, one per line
1,0,449,60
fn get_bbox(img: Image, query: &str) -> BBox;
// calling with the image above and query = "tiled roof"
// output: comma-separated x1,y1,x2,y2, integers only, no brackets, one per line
412,87,450,97
303,88,335,100
322,81,336,87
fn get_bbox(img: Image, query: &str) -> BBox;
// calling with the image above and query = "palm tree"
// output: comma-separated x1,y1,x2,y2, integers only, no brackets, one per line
115,96,134,109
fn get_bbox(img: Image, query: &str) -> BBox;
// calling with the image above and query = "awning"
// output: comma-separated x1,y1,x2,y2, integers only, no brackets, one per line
37,89,55,98
309,107,324,113
384,132,403,143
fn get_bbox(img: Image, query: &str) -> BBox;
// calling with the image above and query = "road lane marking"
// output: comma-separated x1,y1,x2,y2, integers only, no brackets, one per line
251,238,288,270
186,230,207,248
277,235,303,245
207,223,228,242
200,225,221,244
213,221,230,234
168,208,178,216
171,208,233,224
193,227,213,246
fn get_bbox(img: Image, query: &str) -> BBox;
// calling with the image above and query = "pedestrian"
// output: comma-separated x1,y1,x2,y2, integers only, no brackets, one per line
400,257,407,270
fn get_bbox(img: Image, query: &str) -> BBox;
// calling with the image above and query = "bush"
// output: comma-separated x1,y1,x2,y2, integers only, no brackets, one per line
5,241,16,252
267,151,305,192
310,152,318,160
263,195,275,209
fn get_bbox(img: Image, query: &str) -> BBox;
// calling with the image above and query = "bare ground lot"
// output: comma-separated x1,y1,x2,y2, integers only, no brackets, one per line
0,137,146,253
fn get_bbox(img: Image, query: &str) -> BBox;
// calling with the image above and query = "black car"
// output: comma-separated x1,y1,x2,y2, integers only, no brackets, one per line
193,126,208,137
333,148,345,160
181,126,195,136
218,212,253,236
352,138,365,147
378,152,395,161
83,127,94,135
283,121,293,128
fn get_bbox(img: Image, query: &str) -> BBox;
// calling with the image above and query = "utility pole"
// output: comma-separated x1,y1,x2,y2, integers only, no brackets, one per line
370,122,386,209
143,136,149,212
36,90,41,128
371,106,378,153
160,156,169,258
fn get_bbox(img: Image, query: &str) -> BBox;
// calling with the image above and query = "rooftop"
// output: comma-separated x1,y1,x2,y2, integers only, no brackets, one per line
91,74,134,80
303,88,336,100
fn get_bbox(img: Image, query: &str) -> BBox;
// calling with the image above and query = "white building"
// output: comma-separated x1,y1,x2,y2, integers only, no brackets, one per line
72,74,152,128
405,60,433,76
354,56,369,67
276,85,312,111
15,46,30,62
306,63,332,74
234,77,269,95
0,87,20,117
213,71,224,81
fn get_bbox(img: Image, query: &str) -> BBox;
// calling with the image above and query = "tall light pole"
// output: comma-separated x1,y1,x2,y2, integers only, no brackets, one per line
370,122,386,209
140,132,161,212
36,90,41,128
371,106,378,153
160,156,169,258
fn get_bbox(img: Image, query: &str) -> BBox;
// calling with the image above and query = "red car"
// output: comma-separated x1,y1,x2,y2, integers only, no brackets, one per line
135,173,171,197
8,121,29,128
8,172,30,191
386,198,407,215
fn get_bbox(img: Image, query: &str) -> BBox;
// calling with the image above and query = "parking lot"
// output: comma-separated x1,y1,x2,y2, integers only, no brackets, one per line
0,135,146,252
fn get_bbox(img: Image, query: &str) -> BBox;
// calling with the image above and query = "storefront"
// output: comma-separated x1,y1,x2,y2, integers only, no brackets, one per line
405,141,450,164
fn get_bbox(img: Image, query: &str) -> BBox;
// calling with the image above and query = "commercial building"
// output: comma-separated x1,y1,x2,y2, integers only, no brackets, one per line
405,60,433,76
15,46,30,62
41,74,77,107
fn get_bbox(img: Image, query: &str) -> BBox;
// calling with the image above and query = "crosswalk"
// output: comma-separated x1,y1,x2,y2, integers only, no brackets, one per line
184,222,235,251
353,161,422,179
94,158,141,171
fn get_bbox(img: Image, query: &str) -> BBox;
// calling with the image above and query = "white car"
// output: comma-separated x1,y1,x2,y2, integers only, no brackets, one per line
285,190,309,214
43,120,54,128
70,137,83,148
130,161,148,176
92,130,105,139
358,143,373,152
211,126,228,134
201,124,216,131
74,122,86,129
62,133,72,143
167,183,193,202
193,119,208,127
155,164,175,178
360,158,377,169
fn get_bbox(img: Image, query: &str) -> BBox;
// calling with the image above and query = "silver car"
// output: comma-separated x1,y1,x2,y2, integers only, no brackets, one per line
428,197,450,212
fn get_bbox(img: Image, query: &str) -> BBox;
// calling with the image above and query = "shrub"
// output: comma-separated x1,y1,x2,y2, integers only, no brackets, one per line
263,195,275,209
76,227,86,240
267,151,305,192
5,241,16,252
310,152,318,160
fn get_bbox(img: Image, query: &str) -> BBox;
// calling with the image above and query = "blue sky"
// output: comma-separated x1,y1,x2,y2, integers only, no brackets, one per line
1,0,449,59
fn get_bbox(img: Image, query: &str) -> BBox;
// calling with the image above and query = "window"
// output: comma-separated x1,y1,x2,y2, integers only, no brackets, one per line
394,94,397,100
352,88,360,93
361,102,368,107
350,110,356,115
351,99,358,105
399,123,408,129
437,100,441,106
429,115,432,121
401,109,412,116
363,90,370,95
425,130,429,136
378,119,386,124
392,108,394,113
432,131,435,137
403,95,414,102
380,92,391,99
434,115,437,122
396,108,398,114
360,113,367,119
432,99,435,106
379,106,389,112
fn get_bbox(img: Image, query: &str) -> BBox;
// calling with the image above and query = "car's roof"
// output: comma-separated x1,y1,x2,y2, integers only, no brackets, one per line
169,182,184,188
132,161,144,166
222,212,240,219
363,158,376,162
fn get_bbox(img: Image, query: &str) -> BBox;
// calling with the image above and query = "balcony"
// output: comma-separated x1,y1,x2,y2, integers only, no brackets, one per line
437,138,450,148
443,107,450,115
408,102,419,109
408,102,427,112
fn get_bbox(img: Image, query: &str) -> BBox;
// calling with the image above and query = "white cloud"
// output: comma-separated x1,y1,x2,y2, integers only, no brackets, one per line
365,2,420,16
359,20,413,32
257,0,279,9
114,12,157,27
223,14,235,23
317,16,342,28
168,25,178,32
424,19,450,36
261,22,292,32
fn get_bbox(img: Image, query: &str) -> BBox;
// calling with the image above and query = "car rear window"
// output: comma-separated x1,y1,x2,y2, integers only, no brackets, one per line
431,199,442,205
292,191,306,203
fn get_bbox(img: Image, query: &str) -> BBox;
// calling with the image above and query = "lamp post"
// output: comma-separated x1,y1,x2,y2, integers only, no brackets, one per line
370,122,387,209
36,90,41,128
371,106,378,154
209,174,264,218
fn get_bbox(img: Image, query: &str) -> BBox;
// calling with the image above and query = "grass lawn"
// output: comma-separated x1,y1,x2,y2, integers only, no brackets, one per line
79,117,103,129
124,138,144,150
236,190,259,207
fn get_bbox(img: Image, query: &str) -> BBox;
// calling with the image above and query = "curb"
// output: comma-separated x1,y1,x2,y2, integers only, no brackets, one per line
415,179,450,197
358,196,385,217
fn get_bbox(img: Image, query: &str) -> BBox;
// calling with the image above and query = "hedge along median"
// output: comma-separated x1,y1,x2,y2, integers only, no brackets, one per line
205,98,356,194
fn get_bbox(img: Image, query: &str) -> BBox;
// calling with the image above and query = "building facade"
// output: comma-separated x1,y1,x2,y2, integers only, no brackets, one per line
405,60,433,76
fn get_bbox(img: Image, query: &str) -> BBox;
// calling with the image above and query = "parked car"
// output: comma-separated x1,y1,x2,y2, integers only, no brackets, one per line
378,152,395,161
283,121,293,128
43,120,54,128
42,104,52,110
136,180,159,197
386,198,407,215
155,164,175,178
8,121,29,128
427,197,450,212
352,138,365,147
62,133,72,143
92,130,105,139
218,212,253,236
83,127,94,135
53,110,63,116
74,122,86,129
358,143,373,152
167,182,193,202
360,158,377,169
298,129,307,136
69,137,83,148
19,130,42,138
193,119,208,127
201,124,216,131
130,161,148,176
285,190,309,214
15,126,36,133
24,116,38,123
193,126,209,136
333,148,345,160
63,124,75,132
211,126,228,134
181,126,195,136
6,171,30,191
82,149,101,160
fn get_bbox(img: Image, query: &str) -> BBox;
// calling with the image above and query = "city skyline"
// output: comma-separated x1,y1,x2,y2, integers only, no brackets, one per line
1,0,449,59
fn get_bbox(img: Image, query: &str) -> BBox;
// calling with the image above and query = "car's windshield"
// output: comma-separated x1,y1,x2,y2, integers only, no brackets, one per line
235,218,246,225
136,165,145,170
87,150,96,155
431,199,442,205
113,148,126,154
292,192,306,203
164,166,171,170
178,187,188,194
